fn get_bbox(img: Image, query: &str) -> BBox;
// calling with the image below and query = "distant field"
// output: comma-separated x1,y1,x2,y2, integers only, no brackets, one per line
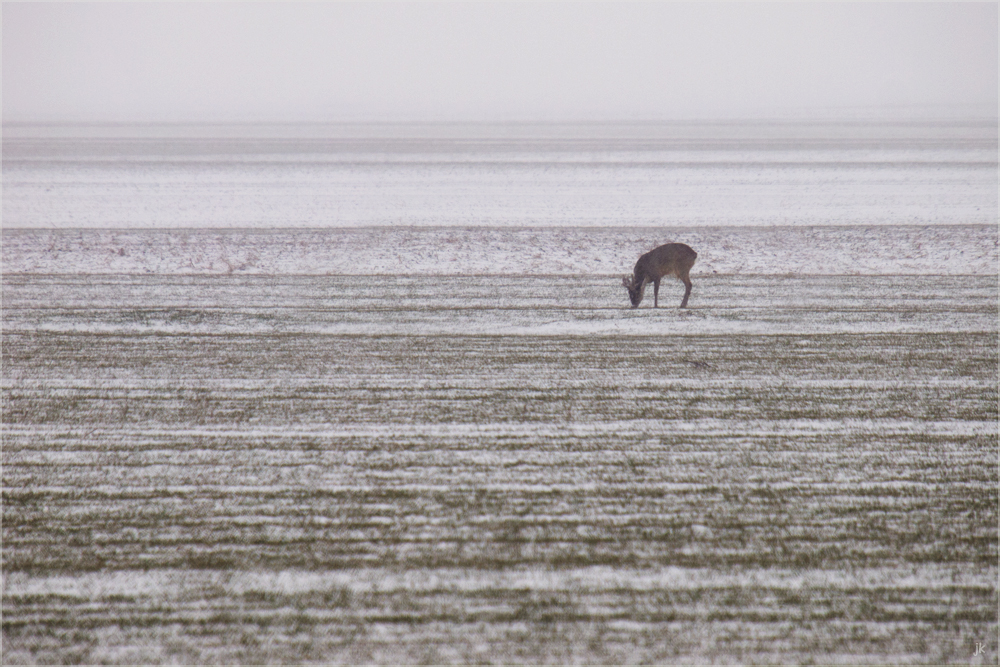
3,273,997,664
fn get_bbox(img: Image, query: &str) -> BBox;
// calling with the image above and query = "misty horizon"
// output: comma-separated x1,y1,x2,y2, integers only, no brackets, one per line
4,3,997,124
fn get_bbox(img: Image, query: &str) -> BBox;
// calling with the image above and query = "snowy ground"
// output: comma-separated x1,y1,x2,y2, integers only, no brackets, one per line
2,225,997,277
1,272,996,338
3,119,996,663
3,268,996,664
3,120,996,229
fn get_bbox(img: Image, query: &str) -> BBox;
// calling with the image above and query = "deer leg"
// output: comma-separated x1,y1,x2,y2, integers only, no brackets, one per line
680,277,692,308
653,279,660,307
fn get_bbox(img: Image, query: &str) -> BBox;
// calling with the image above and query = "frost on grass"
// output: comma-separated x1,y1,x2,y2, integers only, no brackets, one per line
3,258,997,664
2,225,997,276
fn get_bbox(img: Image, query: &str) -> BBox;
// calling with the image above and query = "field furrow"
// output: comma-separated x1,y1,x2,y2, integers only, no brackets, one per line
3,273,996,663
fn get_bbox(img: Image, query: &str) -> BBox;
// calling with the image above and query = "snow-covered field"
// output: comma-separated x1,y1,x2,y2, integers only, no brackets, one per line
1,270,997,339
2,121,998,663
3,120,997,230
3,270,997,664
2,225,997,277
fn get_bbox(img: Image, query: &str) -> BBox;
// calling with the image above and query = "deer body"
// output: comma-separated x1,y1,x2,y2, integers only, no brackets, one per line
622,243,697,308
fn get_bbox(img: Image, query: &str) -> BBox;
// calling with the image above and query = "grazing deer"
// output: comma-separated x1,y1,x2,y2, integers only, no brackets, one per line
622,242,697,308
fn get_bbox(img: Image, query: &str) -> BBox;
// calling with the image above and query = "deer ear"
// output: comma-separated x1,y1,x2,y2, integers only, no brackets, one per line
622,276,631,288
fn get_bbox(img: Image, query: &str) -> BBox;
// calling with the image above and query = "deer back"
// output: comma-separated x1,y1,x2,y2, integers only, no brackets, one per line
635,243,697,281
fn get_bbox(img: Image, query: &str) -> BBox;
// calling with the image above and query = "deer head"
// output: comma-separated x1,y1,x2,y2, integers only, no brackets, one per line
622,275,645,308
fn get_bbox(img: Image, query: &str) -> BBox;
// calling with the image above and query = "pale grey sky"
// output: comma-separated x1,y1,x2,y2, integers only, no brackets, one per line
3,2,997,122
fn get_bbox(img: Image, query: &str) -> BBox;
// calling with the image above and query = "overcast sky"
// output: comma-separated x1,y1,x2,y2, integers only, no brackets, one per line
3,2,997,123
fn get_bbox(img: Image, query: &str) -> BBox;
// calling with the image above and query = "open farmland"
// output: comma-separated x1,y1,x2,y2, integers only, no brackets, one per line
2,272,997,664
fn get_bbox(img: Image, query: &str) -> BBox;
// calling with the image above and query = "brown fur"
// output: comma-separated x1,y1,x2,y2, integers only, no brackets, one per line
622,242,697,308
